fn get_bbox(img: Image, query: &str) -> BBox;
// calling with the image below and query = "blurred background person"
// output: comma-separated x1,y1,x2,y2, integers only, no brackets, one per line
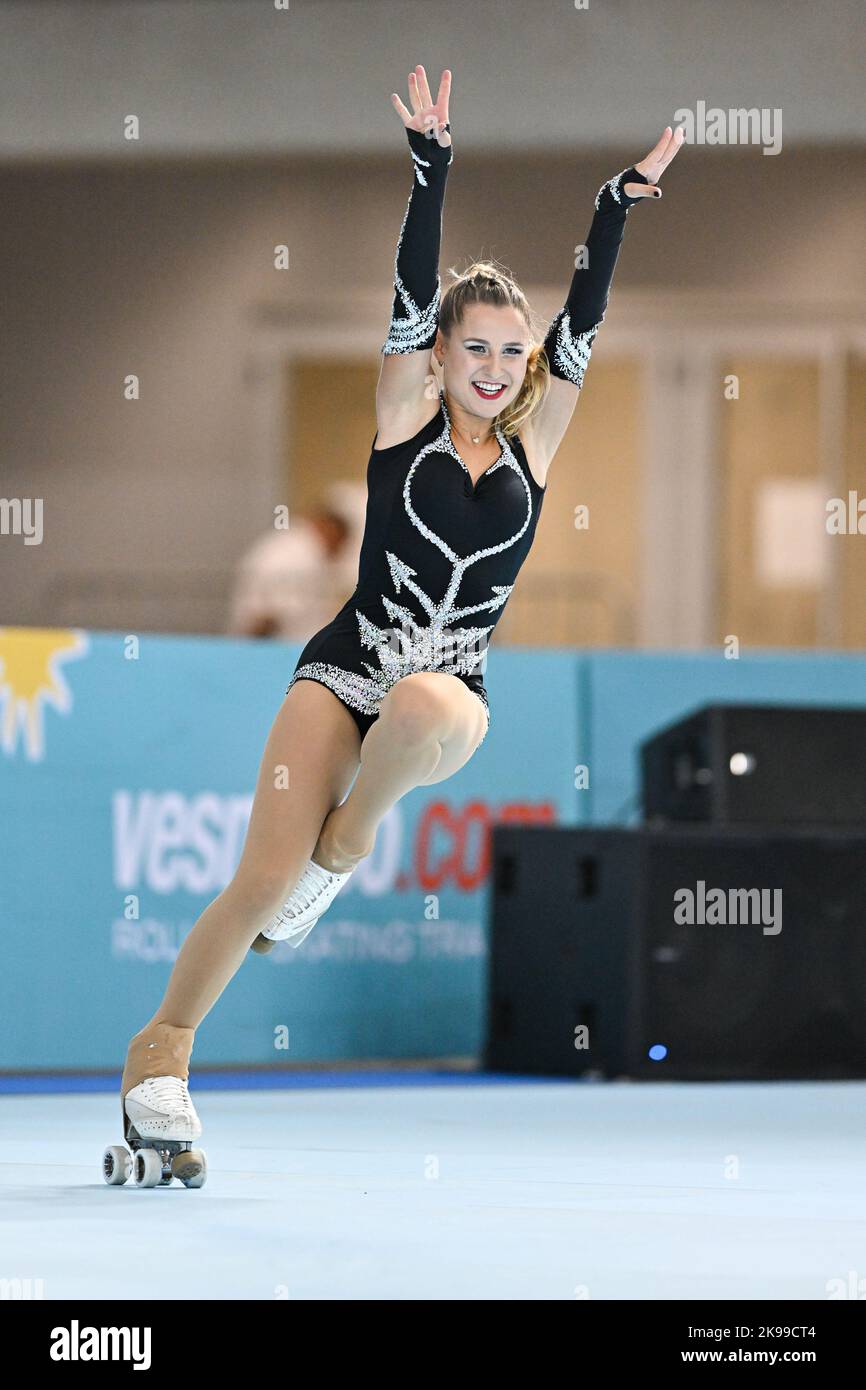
227,480,366,641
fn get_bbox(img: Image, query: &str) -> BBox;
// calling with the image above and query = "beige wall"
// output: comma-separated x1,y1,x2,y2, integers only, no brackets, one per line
495,359,642,648
3,0,862,162
0,147,864,636
717,360,821,647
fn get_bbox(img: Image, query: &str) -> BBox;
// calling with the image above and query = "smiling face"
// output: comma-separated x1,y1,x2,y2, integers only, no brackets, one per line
436,302,531,418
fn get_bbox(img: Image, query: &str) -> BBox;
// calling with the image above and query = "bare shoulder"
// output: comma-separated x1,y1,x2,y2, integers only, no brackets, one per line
515,416,550,490
374,348,442,452
373,395,441,453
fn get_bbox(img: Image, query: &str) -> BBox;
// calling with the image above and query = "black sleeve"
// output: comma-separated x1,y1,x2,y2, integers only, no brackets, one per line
381,124,453,355
541,166,650,388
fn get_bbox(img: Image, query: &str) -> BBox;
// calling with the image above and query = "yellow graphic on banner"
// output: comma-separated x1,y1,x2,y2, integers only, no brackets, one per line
0,628,89,762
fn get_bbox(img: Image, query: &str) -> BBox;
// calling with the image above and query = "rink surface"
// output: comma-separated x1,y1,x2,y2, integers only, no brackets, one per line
1,1075,864,1300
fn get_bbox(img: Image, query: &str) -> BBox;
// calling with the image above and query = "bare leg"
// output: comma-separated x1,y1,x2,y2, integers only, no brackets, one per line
314,672,488,873
120,673,487,1122
138,680,361,1033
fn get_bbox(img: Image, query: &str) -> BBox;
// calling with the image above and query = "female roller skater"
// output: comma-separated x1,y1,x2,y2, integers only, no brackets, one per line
107,65,683,1187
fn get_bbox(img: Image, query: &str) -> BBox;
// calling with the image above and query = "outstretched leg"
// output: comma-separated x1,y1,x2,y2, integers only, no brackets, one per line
117,680,363,1154
124,679,361,1085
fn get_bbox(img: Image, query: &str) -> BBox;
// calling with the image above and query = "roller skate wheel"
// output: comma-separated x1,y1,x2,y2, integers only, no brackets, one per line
133,1148,164,1188
171,1148,207,1188
102,1145,132,1185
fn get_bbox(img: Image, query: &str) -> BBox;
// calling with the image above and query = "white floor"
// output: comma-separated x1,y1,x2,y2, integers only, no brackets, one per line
2,1080,864,1300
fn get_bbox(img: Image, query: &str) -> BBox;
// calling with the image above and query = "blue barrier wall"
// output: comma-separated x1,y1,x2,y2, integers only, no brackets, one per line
1,626,863,1069
584,651,866,822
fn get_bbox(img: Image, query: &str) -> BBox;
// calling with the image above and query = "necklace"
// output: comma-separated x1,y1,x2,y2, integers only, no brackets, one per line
457,426,491,447
439,387,492,447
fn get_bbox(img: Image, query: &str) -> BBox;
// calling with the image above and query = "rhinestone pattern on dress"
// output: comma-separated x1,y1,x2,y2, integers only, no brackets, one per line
595,168,630,209
381,143,453,356
288,389,533,744
542,169,638,388
545,312,600,389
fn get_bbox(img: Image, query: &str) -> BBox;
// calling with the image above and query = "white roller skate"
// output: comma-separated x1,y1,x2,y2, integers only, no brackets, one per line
258,855,354,949
102,1022,207,1189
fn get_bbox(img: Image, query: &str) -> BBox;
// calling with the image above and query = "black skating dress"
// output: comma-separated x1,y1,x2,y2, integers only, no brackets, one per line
287,122,647,744
289,385,545,742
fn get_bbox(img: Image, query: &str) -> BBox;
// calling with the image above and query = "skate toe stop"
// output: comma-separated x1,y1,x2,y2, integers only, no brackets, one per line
250,933,276,955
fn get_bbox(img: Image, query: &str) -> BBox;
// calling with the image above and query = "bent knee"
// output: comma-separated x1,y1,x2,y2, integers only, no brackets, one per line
379,676,457,744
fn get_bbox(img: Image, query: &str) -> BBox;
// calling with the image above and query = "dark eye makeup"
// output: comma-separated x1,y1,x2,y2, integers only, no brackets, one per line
465,342,525,354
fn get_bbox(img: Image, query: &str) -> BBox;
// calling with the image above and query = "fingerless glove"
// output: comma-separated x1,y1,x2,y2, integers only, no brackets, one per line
542,166,649,388
382,123,453,355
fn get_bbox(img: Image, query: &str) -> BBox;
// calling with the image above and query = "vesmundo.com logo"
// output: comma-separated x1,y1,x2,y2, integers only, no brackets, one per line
50,1320,151,1370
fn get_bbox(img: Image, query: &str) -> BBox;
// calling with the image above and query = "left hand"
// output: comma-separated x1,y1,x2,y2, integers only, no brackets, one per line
624,125,685,198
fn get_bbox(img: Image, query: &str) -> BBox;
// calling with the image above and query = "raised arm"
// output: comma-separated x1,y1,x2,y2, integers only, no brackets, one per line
527,125,684,472
376,66,453,440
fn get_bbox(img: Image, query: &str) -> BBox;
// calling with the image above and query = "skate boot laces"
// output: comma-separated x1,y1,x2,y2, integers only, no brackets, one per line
124,1075,203,1139
144,1075,197,1116
289,860,344,915
264,857,353,942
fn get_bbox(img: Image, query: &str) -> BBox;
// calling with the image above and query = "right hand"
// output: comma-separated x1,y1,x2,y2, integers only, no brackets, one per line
390,65,452,147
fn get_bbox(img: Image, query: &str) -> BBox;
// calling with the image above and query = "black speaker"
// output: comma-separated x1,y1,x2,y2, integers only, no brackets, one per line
640,703,866,826
484,823,866,1080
